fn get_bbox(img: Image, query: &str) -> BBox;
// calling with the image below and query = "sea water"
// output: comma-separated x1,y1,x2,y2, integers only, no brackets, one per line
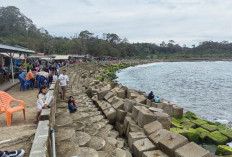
116,61,232,124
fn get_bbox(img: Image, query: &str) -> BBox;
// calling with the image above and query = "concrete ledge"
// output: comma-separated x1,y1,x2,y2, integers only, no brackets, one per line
29,120,50,157
49,83,56,90
40,108,51,121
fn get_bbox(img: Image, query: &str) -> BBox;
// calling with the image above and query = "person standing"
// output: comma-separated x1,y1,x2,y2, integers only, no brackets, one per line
58,70,69,100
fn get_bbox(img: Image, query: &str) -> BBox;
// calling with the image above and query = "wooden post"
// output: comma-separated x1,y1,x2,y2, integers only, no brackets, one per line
10,52,14,84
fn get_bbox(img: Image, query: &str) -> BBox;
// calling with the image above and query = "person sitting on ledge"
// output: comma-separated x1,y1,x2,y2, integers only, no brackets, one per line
35,85,54,123
68,96,77,113
148,91,154,100
0,149,25,157
155,96,160,103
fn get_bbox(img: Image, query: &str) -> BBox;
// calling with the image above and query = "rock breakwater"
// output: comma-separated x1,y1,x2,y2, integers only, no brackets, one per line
55,61,214,157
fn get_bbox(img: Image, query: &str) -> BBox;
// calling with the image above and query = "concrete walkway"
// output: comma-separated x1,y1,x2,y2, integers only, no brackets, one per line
0,79,20,91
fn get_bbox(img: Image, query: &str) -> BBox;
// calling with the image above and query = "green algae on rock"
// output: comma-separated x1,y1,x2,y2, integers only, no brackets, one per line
217,124,227,131
170,128,199,143
207,131,228,145
185,128,200,143
191,118,208,126
196,127,210,140
201,124,217,132
183,111,198,120
221,129,232,139
215,145,232,156
171,117,192,128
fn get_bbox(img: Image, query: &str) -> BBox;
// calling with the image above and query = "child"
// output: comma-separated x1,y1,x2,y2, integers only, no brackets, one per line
68,96,77,113
35,85,54,123
52,70,58,82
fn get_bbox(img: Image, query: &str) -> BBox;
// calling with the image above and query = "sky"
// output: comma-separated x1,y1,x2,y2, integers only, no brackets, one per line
1,0,232,47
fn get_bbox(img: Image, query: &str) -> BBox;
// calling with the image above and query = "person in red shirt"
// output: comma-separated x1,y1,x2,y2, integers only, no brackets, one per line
67,96,77,113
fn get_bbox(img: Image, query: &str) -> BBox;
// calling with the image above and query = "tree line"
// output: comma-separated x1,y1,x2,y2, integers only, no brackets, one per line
1,6,232,59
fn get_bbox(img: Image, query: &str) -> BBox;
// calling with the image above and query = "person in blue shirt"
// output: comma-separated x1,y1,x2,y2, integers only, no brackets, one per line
155,96,160,103
148,91,154,100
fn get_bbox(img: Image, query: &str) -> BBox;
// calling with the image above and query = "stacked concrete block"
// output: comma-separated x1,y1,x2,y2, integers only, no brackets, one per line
123,116,136,135
126,121,144,137
112,100,124,110
156,102,167,109
116,122,124,136
149,129,171,148
142,150,169,157
116,109,127,123
127,89,136,98
131,92,139,99
175,142,211,157
158,132,189,157
97,88,109,100
148,107,163,113
132,138,156,157
99,101,112,111
108,96,120,105
154,112,171,129
128,132,147,150
132,106,147,121
146,99,152,106
136,107,157,127
150,102,157,108
163,103,174,116
143,121,163,136
173,105,184,118
116,88,126,99
135,95,147,104
103,107,116,123
124,99,136,112
104,92,115,101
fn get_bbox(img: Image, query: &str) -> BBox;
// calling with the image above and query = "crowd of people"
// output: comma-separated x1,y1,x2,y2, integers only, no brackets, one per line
34,68,77,124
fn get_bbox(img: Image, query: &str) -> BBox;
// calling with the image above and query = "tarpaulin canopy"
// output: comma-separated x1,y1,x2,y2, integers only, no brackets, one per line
0,43,35,83
54,55,69,60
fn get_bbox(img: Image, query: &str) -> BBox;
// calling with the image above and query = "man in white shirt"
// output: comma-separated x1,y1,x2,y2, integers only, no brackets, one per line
58,69,69,100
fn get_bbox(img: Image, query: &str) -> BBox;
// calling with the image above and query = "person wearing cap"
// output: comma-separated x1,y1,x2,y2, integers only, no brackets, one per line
58,69,69,100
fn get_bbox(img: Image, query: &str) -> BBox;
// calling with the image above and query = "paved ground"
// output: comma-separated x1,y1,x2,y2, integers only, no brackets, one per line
0,79,19,91
0,84,38,157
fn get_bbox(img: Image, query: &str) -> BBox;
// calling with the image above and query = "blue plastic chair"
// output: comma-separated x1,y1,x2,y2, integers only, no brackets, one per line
22,72,27,77
37,75,49,88
18,74,33,91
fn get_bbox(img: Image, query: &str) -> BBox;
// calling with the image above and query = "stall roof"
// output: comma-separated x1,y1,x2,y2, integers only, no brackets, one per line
0,43,35,53
0,52,24,58
54,55,69,60
27,55,54,59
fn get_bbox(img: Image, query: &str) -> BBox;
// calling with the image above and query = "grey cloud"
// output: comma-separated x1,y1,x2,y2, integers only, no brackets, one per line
1,0,232,46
